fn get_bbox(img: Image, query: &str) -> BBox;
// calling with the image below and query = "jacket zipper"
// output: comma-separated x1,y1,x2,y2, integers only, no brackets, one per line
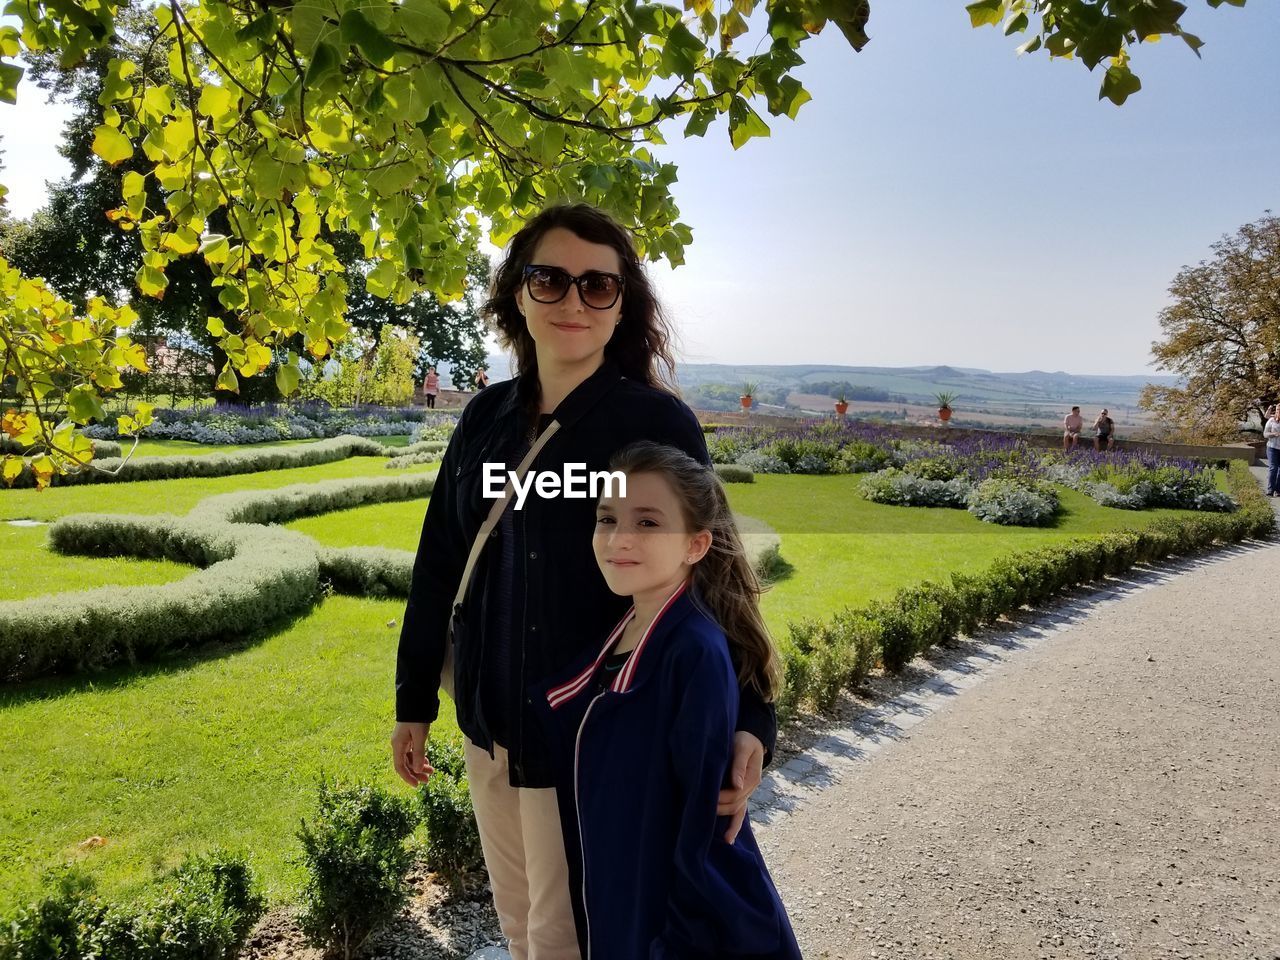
573,690,607,960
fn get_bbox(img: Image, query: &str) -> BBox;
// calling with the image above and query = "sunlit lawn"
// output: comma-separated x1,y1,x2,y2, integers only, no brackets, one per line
0,466,1214,913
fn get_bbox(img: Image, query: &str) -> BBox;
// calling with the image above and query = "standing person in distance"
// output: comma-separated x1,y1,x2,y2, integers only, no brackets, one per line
423,364,440,409
474,366,490,391
1265,405,1280,497
390,203,776,960
534,442,800,960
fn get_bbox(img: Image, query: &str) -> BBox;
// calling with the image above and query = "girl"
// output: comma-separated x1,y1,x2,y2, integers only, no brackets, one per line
391,204,776,960
534,441,801,959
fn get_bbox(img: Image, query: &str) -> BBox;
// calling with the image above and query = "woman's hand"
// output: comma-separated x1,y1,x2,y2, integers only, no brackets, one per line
717,731,765,844
391,721,435,787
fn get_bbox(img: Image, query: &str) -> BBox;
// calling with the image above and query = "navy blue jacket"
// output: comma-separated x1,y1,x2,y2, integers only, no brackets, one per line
534,581,802,959
395,359,777,788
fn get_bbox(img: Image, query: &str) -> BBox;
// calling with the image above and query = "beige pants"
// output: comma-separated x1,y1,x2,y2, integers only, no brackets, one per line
464,738,581,960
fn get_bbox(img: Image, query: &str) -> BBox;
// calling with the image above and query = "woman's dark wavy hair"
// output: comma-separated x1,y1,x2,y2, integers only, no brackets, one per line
482,203,678,397
607,442,783,702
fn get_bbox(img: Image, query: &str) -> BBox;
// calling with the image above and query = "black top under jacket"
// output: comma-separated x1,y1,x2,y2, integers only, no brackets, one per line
395,358,778,788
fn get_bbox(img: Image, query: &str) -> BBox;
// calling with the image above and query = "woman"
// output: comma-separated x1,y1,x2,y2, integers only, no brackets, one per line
391,204,776,960
423,365,440,409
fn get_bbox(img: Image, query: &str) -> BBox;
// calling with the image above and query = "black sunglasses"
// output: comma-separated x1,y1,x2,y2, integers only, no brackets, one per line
522,264,625,310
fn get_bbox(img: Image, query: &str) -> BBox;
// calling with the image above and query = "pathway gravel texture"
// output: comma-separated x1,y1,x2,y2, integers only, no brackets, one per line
758,532,1280,960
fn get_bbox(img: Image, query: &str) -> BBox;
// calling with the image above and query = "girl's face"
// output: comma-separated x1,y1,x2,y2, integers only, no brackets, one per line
594,471,711,601
515,227,623,373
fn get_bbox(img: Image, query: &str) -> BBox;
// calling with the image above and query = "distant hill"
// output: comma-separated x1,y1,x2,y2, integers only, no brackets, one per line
479,357,1176,410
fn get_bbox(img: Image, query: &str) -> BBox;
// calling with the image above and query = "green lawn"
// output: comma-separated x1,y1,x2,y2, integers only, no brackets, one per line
0,466,1213,914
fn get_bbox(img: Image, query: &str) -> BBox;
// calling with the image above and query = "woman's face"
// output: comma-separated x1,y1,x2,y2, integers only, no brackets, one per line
515,227,623,373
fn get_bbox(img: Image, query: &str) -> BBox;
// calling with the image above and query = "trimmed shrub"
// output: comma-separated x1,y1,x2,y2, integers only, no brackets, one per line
385,451,444,469
835,440,893,474
0,854,264,960
738,450,790,474
319,547,414,597
417,733,484,894
712,463,754,484
1,519,318,682
297,780,417,960
775,642,814,723
902,456,961,481
7,435,388,488
191,473,434,525
967,478,1060,526
859,468,973,508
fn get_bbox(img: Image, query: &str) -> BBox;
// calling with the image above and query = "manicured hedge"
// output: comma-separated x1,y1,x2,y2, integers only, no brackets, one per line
0,516,319,682
6,435,391,488
713,463,754,483
191,473,434,525
777,461,1274,720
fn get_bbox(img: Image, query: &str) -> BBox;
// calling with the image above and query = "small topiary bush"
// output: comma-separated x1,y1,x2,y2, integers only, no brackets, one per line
901,456,961,481
738,450,790,474
859,468,973,508
417,733,484,895
713,463,754,484
296,779,418,960
967,477,1061,526
0,854,264,960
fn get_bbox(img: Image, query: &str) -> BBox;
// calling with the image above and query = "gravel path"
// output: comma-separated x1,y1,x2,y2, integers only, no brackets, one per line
757,532,1280,960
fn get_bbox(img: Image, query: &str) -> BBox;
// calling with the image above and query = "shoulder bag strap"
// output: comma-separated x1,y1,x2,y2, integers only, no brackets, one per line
452,419,561,611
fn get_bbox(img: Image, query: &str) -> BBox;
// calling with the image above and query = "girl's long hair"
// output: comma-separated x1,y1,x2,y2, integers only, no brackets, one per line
608,442,782,702
482,203,679,397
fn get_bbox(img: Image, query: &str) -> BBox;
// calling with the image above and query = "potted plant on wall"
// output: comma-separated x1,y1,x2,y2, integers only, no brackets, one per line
935,391,956,423
834,391,849,416
740,382,757,410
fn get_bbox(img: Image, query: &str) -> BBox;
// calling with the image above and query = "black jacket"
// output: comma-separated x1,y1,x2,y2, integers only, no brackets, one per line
395,359,777,787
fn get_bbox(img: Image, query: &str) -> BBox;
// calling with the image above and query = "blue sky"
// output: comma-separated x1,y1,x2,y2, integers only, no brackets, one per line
2,2,1277,376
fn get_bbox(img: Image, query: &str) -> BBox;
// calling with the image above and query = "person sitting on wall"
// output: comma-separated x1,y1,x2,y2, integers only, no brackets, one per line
1063,406,1083,451
1093,408,1114,451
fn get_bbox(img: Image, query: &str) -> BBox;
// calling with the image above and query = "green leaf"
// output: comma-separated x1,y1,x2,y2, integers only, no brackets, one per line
67,385,106,425
91,124,133,165
766,76,811,120
1003,11,1029,35
207,316,227,337
659,21,705,78
1099,62,1142,105
216,362,240,394
684,104,716,137
727,96,770,149
135,265,167,299
341,9,398,64
965,0,1005,28
305,41,341,87
400,0,451,45
0,60,23,104
275,362,301,396
198,84,236,117
365,259,399,299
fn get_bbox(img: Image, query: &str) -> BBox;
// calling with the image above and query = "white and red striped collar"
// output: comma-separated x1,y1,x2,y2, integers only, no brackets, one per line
547,580,689,709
